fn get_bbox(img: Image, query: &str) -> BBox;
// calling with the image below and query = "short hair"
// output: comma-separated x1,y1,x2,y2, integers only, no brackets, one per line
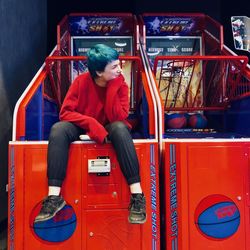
87,44,119,78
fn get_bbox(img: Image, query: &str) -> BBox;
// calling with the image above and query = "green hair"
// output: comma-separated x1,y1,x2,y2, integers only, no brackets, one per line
87,44,119,78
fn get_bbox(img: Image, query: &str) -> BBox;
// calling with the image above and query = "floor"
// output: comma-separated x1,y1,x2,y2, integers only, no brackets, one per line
0,227,7,250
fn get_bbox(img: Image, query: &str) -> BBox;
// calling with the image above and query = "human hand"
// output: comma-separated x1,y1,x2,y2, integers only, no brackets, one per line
104,136,111,143
104,136,109,144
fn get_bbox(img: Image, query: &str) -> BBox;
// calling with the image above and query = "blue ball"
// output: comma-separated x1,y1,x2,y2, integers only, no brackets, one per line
189,113,207,129
196,201,240,239
165,113,187,129
184,113,190,122
32,205,77,242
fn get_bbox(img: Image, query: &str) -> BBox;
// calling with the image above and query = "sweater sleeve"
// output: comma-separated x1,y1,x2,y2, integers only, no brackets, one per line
59,77,108,144
104,75,130,123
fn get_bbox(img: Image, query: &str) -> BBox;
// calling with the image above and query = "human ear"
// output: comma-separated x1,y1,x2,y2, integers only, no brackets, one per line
96,71,103,77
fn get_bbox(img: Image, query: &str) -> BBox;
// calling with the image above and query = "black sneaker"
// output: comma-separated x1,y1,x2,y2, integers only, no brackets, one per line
128,193,147,224
34,195,66,223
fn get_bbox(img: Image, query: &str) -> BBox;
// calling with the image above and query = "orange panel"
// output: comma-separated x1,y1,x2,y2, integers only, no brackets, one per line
82,147,126,209
23,145,81,250
86,210,141,249
163,141,250,250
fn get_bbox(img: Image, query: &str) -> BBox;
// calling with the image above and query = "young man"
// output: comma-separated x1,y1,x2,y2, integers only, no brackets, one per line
35,44,146,224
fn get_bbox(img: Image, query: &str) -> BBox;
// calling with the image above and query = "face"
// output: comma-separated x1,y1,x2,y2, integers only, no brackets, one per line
96,60,122,82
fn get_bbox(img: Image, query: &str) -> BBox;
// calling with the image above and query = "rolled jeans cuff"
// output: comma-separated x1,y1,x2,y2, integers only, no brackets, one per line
48,179,63,187
127,176,141,185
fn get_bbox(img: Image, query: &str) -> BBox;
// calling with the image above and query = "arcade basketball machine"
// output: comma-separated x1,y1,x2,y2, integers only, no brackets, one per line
140,13,250,249
8,13,160,250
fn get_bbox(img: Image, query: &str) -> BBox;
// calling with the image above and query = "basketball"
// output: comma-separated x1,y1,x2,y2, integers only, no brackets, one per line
165,113,187,129
188,113,207,129
31,204,77,242
195,195,240,239
184,113,190,123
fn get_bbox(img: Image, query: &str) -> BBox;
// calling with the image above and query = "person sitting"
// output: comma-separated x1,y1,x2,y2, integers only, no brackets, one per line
35,44,146,224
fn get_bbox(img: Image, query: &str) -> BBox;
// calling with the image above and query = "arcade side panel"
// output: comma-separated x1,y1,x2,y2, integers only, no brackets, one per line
9,142,159,250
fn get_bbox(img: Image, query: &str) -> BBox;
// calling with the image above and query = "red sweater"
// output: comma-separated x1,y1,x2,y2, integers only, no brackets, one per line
59,72,130,144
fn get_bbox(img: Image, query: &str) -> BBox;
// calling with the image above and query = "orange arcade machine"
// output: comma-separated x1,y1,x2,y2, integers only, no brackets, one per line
8,13,160,250
140,13,250,250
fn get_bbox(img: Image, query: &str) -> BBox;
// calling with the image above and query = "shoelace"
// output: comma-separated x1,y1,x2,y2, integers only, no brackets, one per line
40,197,60,213
130,196,145,212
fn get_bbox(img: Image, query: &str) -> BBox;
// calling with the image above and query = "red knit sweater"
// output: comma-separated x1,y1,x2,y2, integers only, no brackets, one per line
59,72,130,144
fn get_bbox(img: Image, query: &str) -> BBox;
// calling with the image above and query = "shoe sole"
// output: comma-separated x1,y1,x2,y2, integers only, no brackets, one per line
128,214,147,224
34,201,66,223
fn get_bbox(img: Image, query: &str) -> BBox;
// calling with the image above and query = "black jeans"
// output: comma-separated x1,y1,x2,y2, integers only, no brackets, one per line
47,121,141,187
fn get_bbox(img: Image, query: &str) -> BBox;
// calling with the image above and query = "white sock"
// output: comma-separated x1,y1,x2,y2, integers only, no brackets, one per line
48,186,61,196
129,182,142,194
